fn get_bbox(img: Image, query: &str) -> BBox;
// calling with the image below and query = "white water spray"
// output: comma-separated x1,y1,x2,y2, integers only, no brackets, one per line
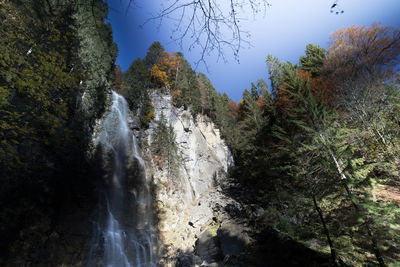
88,92,156,267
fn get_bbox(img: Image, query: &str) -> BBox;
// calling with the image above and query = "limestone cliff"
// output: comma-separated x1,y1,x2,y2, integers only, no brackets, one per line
140,90,246,265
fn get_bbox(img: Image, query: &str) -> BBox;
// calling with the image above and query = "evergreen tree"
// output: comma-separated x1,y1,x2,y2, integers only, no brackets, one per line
145,41,165,68
0,0,118,261
152,112,179,177
73,0,118,120
121,57,148,110
174,58,202,115
300,43,326,77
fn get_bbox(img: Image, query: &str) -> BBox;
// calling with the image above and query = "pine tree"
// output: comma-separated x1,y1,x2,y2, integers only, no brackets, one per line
121,57,148,110
145,41,165,69
300,43,326,77
152,112,179,177
174,58,202,115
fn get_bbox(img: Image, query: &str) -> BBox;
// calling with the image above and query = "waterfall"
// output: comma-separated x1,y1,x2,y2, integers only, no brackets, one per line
88,91,156,267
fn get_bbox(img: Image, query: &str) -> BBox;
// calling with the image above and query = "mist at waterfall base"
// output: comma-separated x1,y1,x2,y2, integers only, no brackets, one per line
87,92,156,267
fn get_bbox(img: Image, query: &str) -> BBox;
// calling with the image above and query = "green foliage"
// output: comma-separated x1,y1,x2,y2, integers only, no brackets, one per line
139,91,154,127
121,58,148,109
0,1,117,261
0,1,83,178
73,0,118,122
266,54,287,98
173,58,202,115
120,55,154,128
145,41,165,68
197,72,239,146
300,44,326,76
152,112,180,177
232,38,400,266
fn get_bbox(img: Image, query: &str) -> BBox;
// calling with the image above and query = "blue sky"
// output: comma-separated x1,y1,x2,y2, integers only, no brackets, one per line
106,0,400,101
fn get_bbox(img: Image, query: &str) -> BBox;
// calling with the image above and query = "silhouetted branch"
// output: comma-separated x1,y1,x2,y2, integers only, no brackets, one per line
141,0,270,68
126,0,342,67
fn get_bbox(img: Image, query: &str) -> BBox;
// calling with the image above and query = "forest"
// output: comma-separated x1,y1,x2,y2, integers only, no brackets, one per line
0,0,399,266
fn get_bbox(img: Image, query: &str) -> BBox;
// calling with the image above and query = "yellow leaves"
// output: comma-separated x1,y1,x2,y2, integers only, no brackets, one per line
150,64,169,87
149,51,181,88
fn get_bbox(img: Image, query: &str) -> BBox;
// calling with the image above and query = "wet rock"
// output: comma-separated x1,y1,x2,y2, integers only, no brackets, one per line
128,117,140,130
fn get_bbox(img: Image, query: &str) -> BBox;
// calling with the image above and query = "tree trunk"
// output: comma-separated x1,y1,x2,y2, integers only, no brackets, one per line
323,139,387,267
312,195,338,267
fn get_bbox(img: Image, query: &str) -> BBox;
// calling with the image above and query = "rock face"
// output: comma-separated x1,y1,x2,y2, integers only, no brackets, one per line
141,90,240,265
148,90,232,200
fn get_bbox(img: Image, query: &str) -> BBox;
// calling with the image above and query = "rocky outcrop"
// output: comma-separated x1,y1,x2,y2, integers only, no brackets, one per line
148,90,232,200
140,90,246,265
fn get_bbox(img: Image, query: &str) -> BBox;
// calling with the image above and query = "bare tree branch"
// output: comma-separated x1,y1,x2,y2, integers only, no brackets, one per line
140,0,270,68
124,1,341,68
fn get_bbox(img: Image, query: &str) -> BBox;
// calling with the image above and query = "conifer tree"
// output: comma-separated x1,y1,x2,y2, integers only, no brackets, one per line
121,57,148,110
152,112,179,177
145,41,165,68
300,43,326,77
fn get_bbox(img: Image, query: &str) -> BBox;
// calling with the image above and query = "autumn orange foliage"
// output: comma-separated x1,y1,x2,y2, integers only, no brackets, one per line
227,99,239,118
296,69,312,81
311,76,334,104
256,95,265,109
276,84,293,113
150,52,181,88
326,23,400,81
276,69,336,112
150,64,169,87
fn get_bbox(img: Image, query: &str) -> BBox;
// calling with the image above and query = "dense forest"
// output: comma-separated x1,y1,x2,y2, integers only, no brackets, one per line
0,0,399,266
0,0,117,263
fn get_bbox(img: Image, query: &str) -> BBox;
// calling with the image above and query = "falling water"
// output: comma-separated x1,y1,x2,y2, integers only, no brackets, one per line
88,91,156,267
